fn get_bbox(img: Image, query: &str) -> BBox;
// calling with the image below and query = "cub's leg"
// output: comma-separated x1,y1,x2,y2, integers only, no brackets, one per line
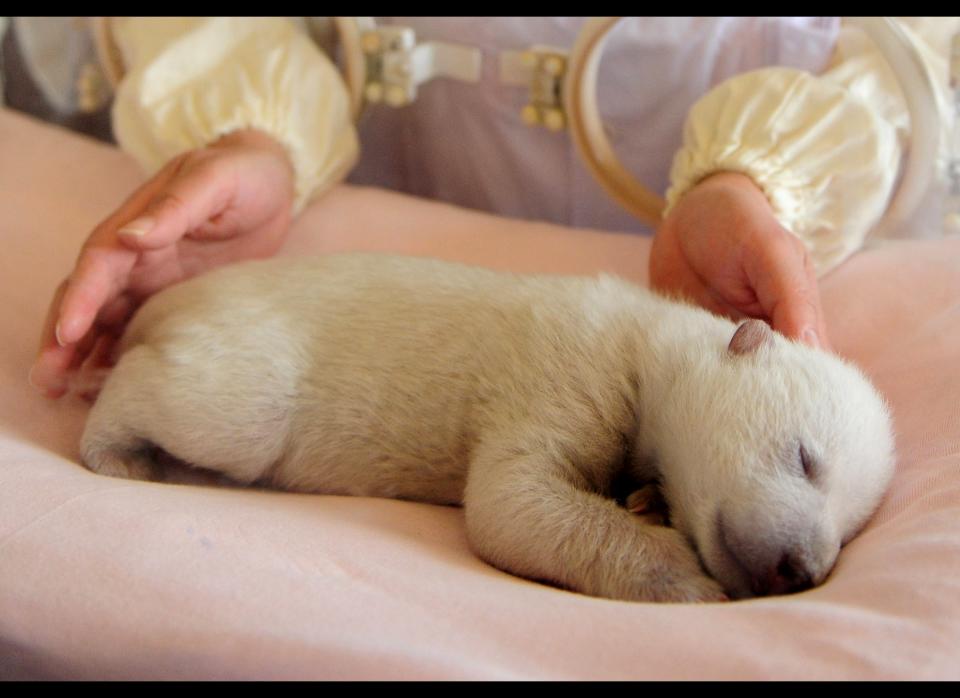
80,347,165,482
81,344,290,486
463,442,726,603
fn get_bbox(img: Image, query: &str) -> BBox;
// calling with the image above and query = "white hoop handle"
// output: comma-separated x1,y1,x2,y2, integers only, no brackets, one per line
331,17,376,121
564,18,665,227
564,17,941,234
845,17,940,238
89,17,125,89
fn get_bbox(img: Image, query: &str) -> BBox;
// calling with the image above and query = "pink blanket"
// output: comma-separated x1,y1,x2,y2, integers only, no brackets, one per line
1,108,959,679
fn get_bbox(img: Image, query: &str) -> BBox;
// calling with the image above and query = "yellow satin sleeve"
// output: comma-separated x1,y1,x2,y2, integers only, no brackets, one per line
110,17,359,214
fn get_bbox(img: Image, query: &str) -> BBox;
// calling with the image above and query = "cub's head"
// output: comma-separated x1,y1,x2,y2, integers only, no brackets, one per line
656,319,895,599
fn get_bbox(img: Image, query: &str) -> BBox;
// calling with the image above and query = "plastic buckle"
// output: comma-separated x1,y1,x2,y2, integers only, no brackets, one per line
361,26,481,108
500,46,569,132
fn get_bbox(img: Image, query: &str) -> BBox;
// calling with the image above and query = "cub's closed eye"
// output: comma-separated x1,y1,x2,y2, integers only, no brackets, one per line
799,444,816,481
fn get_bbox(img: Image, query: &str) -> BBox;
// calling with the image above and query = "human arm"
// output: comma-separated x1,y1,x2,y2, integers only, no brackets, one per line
651,171,828,349
30,128,297,397
30,17,358,397
651,18,960,348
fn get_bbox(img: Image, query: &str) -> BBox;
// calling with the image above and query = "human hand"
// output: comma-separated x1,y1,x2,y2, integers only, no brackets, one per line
30,129,296,398
649,171,831,351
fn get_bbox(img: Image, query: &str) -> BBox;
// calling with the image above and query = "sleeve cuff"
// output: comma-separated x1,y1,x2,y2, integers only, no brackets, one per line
665,67,901,274
111,17,359,216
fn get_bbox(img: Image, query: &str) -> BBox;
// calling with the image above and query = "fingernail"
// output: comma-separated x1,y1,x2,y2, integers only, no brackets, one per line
27,364,41,391
802,328,821,349
118,216,155,238
55,321,67,347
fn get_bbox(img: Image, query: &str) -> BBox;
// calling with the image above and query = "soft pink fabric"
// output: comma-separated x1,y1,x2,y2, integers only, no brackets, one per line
1,108,959,679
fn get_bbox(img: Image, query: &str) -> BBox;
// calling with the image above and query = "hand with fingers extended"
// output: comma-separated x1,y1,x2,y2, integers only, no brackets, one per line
650,171,831,351
30,128,297,398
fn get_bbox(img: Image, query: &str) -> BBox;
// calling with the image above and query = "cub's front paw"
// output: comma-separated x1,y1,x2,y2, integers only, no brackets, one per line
633,527,728,603
651,568,728,603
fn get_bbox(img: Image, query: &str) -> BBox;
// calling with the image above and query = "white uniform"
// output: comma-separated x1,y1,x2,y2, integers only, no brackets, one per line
11,17,960,273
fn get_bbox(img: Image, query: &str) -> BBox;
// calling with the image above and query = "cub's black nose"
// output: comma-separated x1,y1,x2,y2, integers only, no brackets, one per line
753,554,814,596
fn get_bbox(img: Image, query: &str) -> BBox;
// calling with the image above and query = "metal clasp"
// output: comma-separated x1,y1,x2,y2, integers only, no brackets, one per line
500,45,569,132
361,25,481,108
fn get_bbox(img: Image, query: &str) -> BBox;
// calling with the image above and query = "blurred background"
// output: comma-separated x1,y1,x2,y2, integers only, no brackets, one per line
1,17,113,143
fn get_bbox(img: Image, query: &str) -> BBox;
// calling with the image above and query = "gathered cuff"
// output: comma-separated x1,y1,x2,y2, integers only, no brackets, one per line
666,67,900,275
111,17,359,216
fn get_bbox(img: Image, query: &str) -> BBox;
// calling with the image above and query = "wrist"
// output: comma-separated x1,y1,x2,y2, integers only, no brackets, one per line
210,127,281,151
210,129,295,179
209,128,297,217
688,171,785,236
693,171,768,204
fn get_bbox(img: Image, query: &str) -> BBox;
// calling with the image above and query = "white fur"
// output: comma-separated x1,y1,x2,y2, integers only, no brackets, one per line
80,253,895,602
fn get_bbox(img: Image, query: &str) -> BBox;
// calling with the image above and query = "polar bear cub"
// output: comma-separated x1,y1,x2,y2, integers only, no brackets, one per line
80,253,895,602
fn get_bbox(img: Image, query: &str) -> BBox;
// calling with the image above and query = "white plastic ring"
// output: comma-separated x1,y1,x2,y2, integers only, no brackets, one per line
89,17,125,89
332,17,376,122
844,17,940,238
564,18,665,227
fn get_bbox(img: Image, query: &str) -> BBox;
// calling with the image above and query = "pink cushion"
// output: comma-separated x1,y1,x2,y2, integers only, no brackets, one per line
1,108,959,679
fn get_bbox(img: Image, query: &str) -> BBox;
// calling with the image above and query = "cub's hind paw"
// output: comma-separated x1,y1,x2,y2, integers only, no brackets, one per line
81,446,163,483
625,484,668,527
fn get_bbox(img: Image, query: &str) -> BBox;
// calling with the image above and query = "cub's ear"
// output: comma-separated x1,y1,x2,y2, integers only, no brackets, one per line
728,319,774,356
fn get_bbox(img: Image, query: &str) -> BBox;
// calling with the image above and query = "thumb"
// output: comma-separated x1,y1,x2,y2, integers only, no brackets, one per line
747,230,832,351
117,162,233,250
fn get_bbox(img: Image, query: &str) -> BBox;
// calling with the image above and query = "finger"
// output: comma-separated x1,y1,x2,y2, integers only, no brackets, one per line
86,331,119,369
652,258,747,322
800,249,833,351
32,317,104,395
37,278,70,354
96,293,138,332
29,346,74,398
650,227,742,319
801,256,833,351
678,275,744,321
86,153,189,249
53,155,214,353
69,330,97,371
747,232,828,349
50,293,138,395
72,333,118,402
803,250,833,351
31,313,118,398
31,279,73,397
56,245,137,346
816,317,833,352
51,158,188,348
116,159,234,251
